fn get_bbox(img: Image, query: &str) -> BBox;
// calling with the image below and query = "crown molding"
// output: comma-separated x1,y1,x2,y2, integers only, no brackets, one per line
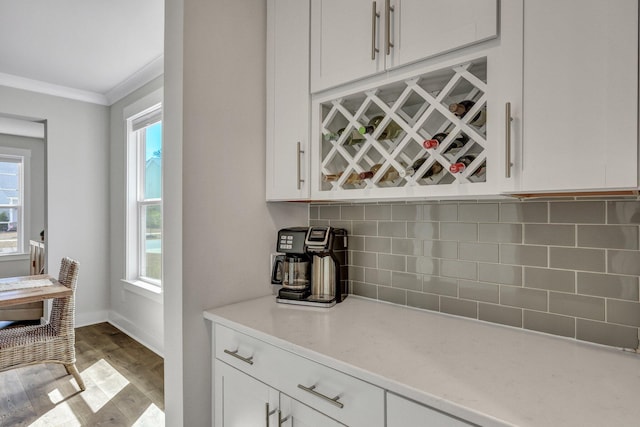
105,55,164,105
0,72,109,105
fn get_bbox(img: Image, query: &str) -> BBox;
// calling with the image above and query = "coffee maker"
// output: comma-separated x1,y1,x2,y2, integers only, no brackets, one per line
271,226,348,307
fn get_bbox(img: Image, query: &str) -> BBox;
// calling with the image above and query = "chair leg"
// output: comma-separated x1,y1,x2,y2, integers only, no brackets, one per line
65,363,86,391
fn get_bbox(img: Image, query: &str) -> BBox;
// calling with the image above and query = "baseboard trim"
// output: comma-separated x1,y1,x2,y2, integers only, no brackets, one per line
75,310,108,328
107,311,164,357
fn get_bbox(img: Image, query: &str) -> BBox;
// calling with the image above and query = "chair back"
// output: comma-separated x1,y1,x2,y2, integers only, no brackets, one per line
50,257,80,335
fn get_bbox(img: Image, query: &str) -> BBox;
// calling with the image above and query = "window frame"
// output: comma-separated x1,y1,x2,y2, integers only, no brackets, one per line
125,93,163,290
0,147,30,257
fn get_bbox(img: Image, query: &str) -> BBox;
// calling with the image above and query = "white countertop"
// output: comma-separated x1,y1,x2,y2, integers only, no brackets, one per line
204,295,640,426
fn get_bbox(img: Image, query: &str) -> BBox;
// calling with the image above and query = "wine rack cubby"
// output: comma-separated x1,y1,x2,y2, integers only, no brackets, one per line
318,58,488,194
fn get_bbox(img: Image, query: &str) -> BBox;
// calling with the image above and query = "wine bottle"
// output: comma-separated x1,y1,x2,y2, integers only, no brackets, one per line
423,133,468,150
324,128,365,145
323,171,363,184
358,115,403,140
449,155,476,174
402,157,443,179
449,100,487,127
359,163,400,182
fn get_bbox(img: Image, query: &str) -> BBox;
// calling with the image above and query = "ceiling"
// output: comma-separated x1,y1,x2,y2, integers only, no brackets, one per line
0,0,164,106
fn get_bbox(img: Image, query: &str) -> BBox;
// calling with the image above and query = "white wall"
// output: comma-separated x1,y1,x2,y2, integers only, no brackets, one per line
0,133,45,277
0,85,110,326
164,0,308,424
108,77,164,355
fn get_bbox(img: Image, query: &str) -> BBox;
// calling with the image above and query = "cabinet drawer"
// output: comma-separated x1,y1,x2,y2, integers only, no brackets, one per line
387,393,473,426
215,324,384,427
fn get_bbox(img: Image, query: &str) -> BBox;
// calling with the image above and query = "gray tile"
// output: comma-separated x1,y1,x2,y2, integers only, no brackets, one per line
549,247,605,272
479,223,523,244
524,267,575,293
479,303,523,327
479,263,522,286
459,242,499,263
348,236,365,251
341,205,365,220
500,202,548,223
524,224,575,246
500,244,548,267
424,203,458,221
378,286,406,305
607,300,640,327
351,251,377,268
578,225,639,250
392,272,422,291
407,291,439,311
577,272,639,301
365,268,391,286
576,319,639,349
440,222,478,242
407,222,439,239
392,204,423,221
352,282,377,299
523,311,575,338
378,254,406,271
392,238,423,256
379,221,406,238
423,276,458,297
441,297,478,319
349,266,365,282
549,292,605,321
329,220,352,234
352,221,377,236
608,250,640,276
441,259,477,280
500,286,547,311
459,280,499,303
365,237,391,253
309,205,319,219
407,257,439,275
319,205,341,220
423,240,458,259
550,201,605,224
458,203,499,222
607,201,640,224
309,219,329,227
365,204,392,220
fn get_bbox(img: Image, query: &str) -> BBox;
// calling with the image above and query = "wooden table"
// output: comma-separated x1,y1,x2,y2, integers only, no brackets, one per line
0,274,71,308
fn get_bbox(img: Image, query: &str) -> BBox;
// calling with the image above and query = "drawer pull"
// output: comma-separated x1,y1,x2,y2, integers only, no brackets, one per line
266,403,277,426
297,384,344,409
223,349,254,365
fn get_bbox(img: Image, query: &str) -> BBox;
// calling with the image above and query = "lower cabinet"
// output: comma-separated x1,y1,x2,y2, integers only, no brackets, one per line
387,393,474,427
215,360,344,427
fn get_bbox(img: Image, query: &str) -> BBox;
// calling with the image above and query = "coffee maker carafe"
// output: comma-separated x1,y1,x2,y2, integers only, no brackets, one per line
271,227,311,300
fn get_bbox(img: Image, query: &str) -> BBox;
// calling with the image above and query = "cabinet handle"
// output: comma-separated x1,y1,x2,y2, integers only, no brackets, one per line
385,0,394,55
296,141,304,190
277,410,290,427
223,348,254,365
297,384,344,409
265,403,277,427
505,102,513,178
371,2,380,60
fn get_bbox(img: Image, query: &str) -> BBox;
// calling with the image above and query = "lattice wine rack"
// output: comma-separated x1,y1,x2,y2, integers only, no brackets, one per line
318,58,488,193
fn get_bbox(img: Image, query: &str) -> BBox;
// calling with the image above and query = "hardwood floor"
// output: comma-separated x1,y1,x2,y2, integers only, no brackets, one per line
0,322,164,426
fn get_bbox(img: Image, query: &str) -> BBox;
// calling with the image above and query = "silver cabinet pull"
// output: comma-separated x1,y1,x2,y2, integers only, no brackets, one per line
296,141,304,190
265,403,277,427
505,102,513,178
297,384,344,409
371,2,380,60
223,349,254,365
385,0,394,55
277,410,290,427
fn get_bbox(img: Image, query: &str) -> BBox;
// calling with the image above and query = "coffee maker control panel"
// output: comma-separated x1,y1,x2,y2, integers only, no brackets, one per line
276,227,308,254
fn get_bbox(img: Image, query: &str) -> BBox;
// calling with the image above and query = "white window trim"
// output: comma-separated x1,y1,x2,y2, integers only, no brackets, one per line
0,147,31,256
124,88,163,291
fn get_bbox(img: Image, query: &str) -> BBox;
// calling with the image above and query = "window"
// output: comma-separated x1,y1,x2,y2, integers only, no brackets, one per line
126,103,162,287
0,150,28,256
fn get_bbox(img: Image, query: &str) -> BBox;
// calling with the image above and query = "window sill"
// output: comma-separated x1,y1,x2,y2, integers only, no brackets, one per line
0,253,29,262
121,279,163,304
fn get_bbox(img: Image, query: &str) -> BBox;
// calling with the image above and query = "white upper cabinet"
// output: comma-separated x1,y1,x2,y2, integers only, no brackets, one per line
266,0,310,201
509,0,639,193
310,0,498,93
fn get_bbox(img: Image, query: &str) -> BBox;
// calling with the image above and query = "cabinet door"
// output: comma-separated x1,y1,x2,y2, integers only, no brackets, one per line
519,0,638,192
387,393,473,427
390,0,498,69
214,360,279,427
266,0,310,201
310,0,384,92
279,394,345,427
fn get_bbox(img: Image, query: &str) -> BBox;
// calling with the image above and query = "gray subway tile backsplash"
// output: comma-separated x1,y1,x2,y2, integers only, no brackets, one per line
312,198,640,350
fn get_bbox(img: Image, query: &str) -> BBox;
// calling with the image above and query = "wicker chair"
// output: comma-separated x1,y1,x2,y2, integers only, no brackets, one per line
0,257,85,391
